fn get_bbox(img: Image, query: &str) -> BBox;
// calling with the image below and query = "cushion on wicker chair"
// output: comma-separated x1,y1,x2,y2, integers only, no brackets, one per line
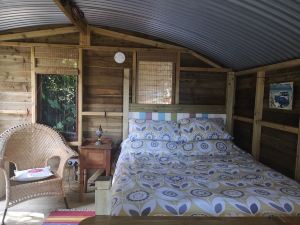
13,166,53,182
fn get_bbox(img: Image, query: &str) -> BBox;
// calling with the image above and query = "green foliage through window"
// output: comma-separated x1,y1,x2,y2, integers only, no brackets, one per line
38,74,77,141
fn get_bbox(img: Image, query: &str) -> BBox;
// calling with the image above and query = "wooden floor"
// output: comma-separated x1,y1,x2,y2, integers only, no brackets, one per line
80,216,300,225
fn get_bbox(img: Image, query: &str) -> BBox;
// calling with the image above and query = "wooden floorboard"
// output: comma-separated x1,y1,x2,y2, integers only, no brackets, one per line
80,216,300,225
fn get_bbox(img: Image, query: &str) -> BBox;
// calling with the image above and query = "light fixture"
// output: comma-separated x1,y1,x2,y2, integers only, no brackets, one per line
114,52,126,64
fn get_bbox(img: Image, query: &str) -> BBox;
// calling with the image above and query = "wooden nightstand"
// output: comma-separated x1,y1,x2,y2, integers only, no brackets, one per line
79,138,112,194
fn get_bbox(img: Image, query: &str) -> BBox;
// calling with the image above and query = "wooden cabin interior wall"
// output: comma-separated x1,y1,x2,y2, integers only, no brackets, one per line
0,29,229,151
234,65,300,180
2,27,300,181
0,46,31,130
233,74,256,153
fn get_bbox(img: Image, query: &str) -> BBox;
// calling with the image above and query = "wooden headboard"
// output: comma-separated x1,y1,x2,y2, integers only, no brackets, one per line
122,68,234,139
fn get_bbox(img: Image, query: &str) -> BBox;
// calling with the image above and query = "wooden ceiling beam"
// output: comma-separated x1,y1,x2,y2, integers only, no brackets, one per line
0,41,79,48
236,59,300,76
188,50,222,68
0,41,184,52
90,26,185,50
53,0,87,32
91,26,223,68
0,26,78,41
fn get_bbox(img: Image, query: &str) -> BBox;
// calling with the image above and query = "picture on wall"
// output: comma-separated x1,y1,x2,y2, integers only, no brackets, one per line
269,82,293,110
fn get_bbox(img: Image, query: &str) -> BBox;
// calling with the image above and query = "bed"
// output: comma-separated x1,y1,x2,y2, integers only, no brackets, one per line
110,117,300,216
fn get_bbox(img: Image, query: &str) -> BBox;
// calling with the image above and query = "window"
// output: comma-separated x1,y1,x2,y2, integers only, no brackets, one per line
137,61,173,104
37,74,77,141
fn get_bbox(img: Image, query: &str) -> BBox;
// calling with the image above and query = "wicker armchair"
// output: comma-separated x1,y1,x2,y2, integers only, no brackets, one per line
0,123,78,225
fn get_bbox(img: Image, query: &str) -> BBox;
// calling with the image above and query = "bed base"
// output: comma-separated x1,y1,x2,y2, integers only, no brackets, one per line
80,215,300,225
95,176,112,215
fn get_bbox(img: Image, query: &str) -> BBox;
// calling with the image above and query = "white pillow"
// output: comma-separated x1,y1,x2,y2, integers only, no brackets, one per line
13,166,53,182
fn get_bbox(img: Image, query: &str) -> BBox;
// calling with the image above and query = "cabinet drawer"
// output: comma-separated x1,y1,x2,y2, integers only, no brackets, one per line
81,150,105,167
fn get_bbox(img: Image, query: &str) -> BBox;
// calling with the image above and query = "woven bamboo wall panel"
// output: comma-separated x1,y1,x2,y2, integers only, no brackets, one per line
137,61,173,104
35,47,79,59
137,51,177,62
35,47,79,76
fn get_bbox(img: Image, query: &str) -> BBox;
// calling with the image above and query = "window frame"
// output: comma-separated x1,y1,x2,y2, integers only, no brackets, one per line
36,73,79,142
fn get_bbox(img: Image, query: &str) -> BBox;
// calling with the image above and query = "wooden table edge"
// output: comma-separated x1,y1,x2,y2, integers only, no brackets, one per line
79,215,300,225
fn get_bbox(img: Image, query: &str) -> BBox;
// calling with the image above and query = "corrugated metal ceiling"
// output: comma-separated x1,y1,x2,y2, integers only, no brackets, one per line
74,0,300,70
0,0,70,31
0,0,299,70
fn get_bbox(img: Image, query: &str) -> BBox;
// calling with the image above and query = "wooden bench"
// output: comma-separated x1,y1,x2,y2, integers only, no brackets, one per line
80,216,300,225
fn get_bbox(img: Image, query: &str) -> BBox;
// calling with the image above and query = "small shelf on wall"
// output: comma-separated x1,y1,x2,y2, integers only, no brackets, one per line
81,111,123,117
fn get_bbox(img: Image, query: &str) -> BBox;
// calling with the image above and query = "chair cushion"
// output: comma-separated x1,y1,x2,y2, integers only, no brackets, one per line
12,166,53,182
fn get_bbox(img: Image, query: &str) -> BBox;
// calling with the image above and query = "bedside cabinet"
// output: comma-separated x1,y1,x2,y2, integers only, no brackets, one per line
79,138,112,194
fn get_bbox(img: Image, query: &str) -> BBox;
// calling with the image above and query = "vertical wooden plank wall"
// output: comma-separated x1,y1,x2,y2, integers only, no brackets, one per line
82,50,131,146
0,31,230,149
0,46,31,132
262,66,300,179
234,63,300,180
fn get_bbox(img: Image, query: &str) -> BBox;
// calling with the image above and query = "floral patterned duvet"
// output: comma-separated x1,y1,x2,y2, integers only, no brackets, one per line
111,139,300,216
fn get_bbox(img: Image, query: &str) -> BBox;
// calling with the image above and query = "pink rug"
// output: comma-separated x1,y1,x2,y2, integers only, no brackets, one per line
42,210,95,225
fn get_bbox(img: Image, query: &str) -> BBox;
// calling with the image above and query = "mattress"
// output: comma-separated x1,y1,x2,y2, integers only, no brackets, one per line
111,139,300,216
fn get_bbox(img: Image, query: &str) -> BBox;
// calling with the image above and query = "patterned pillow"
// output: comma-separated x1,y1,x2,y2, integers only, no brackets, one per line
179,118,232,142
128,119,180,142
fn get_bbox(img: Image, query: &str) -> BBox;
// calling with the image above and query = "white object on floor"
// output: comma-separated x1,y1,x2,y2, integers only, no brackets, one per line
95,177,112,215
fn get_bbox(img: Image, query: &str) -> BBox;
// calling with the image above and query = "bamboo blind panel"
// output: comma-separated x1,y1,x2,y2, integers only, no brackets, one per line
137,51,177,62
35,47,79,75
137,61,173,104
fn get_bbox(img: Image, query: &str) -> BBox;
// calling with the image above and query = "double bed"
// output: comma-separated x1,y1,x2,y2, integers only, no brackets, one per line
110,116,300,217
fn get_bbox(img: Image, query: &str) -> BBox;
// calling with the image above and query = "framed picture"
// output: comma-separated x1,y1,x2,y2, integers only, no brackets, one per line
269,82,293,110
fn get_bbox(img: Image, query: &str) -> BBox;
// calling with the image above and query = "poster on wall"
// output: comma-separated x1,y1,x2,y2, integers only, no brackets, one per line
269,82,293,110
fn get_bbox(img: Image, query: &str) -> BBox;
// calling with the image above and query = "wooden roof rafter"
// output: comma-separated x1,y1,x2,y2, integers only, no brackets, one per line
0,26,79,41
90,26,185,50
90,26,222,68
188,51,221,68
236,59,300,76
53,0,88,32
